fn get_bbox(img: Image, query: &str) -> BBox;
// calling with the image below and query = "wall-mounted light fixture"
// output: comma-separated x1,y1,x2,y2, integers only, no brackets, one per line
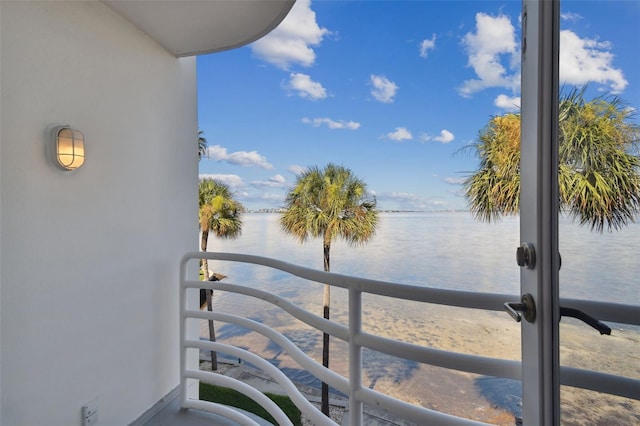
52,126,85,171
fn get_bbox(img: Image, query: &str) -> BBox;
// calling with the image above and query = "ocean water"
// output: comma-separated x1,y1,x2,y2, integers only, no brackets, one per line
205,211,639,304
203,212,639,423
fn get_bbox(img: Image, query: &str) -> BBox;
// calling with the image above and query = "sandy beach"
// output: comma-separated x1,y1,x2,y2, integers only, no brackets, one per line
202,291,639,425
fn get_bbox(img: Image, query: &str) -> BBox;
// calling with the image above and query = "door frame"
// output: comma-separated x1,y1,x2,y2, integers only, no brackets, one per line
519,1,561,424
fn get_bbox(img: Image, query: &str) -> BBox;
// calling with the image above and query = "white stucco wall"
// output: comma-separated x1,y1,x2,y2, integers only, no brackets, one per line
1,2,198,424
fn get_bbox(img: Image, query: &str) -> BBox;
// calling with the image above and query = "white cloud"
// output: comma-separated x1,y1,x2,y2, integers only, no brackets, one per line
561,12,582,23
199,174,244,189
251,174,288,188
271,174,286,184
251,0,329,70
421,129,455,144
459,13,520,97
387,127,413,141
434,130,454,143
206,145,273,169
419,34,437,58
288,165,307,175
433,130,454,143
559,30,627,94
443,177,466,185
389,192,421,203
494,94,521,111
302,117,360,130
286,73,327,100
370,75,398,103
459,14,628,98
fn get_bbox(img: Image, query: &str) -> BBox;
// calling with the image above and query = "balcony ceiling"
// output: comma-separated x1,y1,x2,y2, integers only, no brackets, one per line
103,0,295,57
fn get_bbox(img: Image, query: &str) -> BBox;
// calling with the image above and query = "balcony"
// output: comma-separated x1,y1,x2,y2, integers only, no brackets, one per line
141,252,640,425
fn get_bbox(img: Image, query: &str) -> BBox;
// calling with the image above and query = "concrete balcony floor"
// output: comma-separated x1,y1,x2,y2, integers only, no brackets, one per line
133,373,274,426
139,386,273,426
134,361,409,425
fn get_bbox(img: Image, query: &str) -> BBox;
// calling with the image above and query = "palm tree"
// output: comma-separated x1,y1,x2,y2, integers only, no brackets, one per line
464,113,522,222
199,178,243,370
198,130,207,161
280,163,379,416
463,88,640,231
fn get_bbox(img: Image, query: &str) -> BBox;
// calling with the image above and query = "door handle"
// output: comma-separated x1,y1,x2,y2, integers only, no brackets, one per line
560,307,611,335
505,293,536,323
505,298,611,335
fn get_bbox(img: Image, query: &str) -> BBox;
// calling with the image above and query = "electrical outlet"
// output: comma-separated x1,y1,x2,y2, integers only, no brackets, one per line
82,399,98,426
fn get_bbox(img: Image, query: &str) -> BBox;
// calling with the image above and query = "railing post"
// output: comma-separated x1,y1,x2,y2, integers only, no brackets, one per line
180,254,200,405
179,255,188,406
349,287,363,425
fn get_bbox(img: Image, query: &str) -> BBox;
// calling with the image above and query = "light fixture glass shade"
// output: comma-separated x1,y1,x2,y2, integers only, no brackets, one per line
53,127,84,170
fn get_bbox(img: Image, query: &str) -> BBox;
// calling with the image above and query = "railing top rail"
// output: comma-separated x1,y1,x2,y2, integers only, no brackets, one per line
182,251,640,325
182,251,514,309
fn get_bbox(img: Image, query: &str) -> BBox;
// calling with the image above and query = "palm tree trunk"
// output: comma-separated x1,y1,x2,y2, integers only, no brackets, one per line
206,289,218,371
200,229,218,370
321,240,331,416
201,229,209,278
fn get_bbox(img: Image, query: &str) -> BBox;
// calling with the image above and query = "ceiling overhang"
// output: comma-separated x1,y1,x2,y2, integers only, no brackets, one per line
103,0,295,57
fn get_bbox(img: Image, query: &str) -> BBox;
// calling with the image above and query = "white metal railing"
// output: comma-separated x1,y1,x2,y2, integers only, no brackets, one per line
179,252,640,425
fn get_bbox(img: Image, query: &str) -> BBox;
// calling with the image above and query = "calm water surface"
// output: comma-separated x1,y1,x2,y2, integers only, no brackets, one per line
206,211,639,304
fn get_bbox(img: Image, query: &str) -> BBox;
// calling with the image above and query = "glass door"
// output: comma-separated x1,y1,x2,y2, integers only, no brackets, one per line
518,2,638,424
556,1,640,424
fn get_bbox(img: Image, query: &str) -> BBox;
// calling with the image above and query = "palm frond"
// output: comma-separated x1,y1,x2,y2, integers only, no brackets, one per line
199,178,243,237
198,130,207,161
463,87,639,232
280,163,379,248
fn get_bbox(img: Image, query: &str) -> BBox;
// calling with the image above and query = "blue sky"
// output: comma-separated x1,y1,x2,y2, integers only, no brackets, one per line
198,0,639,212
